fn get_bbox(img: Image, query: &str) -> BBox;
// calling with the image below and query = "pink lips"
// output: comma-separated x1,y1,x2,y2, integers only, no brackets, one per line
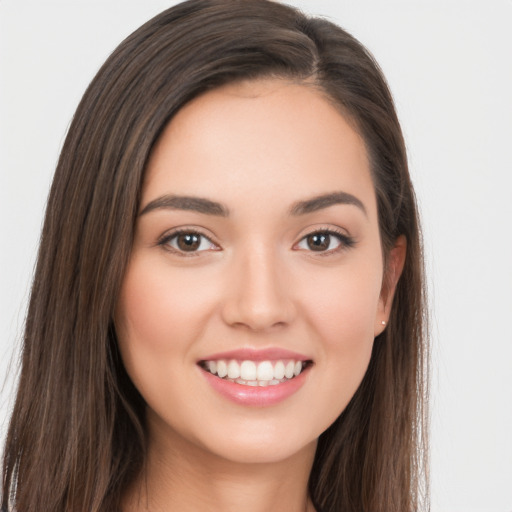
200,347,310,362
198,348,312,407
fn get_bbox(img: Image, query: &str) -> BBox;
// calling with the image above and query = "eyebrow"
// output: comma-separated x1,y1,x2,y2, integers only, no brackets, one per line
139,191,366,218
289,191,367,217
139,195,230,217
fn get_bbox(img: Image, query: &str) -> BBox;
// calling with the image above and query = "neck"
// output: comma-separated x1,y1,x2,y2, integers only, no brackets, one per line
122,417,317,512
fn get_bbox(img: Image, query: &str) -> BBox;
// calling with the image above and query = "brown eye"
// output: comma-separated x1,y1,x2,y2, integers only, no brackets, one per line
306,233,331,251
296,230,354,254
162,231,216,254
176,233,201,251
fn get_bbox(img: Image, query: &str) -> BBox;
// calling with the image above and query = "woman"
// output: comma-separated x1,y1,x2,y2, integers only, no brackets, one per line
1,1,429,511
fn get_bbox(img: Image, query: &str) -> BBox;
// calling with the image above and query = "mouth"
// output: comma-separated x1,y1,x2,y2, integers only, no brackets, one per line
197,349,313,406
198,358,313,387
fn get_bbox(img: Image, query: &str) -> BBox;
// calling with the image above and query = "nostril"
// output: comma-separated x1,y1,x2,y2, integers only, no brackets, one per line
222,301,294,332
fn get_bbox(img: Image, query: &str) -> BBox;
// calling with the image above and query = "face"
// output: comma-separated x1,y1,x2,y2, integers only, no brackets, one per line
116,79,394,465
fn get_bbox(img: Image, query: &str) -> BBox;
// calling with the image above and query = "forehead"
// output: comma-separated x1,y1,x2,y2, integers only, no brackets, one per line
143,79,376,219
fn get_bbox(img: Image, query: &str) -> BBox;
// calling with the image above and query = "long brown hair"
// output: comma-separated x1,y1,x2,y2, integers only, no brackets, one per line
1,1,429,510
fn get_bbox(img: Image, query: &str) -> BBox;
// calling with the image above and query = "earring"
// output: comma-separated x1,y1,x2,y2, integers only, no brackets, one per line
381,320,386,326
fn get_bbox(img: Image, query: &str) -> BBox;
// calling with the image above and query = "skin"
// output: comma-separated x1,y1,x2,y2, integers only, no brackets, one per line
116,78,405,512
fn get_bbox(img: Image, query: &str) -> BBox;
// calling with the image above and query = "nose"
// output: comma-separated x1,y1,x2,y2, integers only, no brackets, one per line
221,245,295,332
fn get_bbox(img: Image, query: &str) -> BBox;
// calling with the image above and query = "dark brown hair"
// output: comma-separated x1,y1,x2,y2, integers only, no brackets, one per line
1,1,429,511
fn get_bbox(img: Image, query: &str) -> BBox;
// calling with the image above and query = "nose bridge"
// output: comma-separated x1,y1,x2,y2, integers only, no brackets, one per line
222,240,293,331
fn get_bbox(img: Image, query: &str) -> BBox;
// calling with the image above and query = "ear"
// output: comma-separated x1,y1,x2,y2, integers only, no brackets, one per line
374,235,407,336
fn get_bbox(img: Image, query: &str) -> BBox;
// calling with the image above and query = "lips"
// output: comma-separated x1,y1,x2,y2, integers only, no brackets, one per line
198,348,313,406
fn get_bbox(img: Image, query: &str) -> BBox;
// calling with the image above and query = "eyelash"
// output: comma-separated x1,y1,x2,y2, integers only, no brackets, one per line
158,227,355,256
295,228,356,255
158,228,219,257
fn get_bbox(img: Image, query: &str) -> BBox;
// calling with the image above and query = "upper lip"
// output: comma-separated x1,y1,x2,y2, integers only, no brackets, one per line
199,347,312,362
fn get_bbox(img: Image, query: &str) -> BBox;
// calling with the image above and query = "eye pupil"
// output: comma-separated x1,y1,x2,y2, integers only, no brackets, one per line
177,233,200,251
307,233,329,251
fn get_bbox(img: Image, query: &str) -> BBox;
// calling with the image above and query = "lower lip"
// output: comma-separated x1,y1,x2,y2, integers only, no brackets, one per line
200,366,310,407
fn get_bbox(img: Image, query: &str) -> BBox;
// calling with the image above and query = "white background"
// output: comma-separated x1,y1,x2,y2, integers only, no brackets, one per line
1,1,511,511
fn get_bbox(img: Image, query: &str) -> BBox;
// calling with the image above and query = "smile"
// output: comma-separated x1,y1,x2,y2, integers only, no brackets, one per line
198,349,313,406
200,359,308,387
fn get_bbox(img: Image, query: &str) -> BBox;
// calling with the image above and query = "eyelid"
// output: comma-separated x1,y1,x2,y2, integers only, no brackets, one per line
157,227,220,256
293,226,356,255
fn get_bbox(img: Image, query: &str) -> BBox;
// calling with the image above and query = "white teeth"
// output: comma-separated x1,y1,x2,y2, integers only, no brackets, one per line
203,358,308,386
285,361,295,379
216,360,227,378
240,360,257,381
274,361,285,380
256,361,274,381
227,360,240,379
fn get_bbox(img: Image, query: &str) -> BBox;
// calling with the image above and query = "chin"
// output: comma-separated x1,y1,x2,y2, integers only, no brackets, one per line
201,434,318,466
181,415,320,466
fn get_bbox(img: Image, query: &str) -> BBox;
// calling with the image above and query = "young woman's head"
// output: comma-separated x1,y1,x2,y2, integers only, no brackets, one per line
2,1,428,511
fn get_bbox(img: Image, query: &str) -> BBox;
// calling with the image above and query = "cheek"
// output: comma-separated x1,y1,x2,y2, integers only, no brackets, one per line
116,271,177,358
294,254,383,410
114,258,220,424
114,259,213,401
294,269,381,431
116,258,216,354
301,262,382,346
